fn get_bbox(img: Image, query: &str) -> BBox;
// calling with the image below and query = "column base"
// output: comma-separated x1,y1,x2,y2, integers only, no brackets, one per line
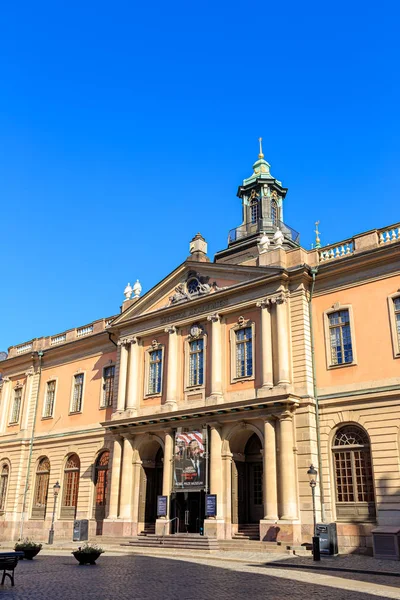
123,408,138,418
260,520,302,545
102,519,139,537
162,402,178,412
203,518,225,539
206,394,224,405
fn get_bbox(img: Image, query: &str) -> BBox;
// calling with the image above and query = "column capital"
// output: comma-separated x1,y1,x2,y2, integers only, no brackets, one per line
256,298,271,309
164,325,178,335
25,368,35,378
121,432,135,443
264,415,277,424
2,377,10,383
117,337,136,347
207,312,221,323
278,409,294,422
208,420,222,431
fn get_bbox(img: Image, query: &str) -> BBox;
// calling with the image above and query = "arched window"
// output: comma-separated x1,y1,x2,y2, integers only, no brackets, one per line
332,425,375,521
271,200,278,225
94,451,110,508
32,457,50,519
250,198,260,224
61,454,80,519
0,464,9,512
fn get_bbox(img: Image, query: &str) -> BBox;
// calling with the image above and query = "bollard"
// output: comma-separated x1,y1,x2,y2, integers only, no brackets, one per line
312,536,321,561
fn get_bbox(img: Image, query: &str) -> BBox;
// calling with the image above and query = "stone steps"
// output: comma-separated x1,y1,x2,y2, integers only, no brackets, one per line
123,534,219,551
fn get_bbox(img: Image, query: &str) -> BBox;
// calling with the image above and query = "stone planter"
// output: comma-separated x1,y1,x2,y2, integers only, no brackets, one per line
16,546,42,560
72,551,102,565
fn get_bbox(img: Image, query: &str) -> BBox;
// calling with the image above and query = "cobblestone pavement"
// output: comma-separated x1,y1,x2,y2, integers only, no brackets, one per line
1,553,400,600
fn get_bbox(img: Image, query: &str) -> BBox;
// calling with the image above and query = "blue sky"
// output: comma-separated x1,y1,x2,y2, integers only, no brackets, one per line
1,0,399,351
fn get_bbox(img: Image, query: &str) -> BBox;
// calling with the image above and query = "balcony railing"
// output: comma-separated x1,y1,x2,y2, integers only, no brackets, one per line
228,218,300,245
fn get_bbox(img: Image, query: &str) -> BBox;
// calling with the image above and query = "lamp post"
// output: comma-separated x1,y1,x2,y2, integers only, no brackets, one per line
307,464,320,561
48,481,60,545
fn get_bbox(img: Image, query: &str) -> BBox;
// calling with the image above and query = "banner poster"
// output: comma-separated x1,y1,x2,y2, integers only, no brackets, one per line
173,429,207,491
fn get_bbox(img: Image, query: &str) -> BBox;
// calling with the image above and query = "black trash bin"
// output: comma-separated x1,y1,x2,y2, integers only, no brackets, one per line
315,523,338,555
73,519,89,542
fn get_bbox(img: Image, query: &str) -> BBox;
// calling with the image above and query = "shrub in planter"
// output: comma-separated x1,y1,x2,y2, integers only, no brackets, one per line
14,539,43,560
72,543,105,565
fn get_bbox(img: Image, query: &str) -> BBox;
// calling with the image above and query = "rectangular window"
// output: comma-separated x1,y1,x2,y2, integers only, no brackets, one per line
10,388,22,424
394,297,400,347
148,350,162,395
189,339,204,386
328,310,353,365
43,380,56,418
102,366,115,407
71,374,84,413
235,327,253,378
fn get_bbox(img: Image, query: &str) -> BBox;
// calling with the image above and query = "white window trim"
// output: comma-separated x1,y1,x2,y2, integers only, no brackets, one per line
229,318,256,384
144,342,165,398
100,363,116,409
69,371,86,414
0,461,10,513
9,383,25,425
184,332,207,391
42,377,58,419
323,304,357,369
388,293,400,358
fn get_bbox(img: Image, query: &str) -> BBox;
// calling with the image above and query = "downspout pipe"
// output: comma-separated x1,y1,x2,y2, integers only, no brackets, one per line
308,267,326,523
19,350,43,539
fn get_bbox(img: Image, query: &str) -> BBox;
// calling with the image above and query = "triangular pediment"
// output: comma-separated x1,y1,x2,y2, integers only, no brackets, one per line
111,260,282,327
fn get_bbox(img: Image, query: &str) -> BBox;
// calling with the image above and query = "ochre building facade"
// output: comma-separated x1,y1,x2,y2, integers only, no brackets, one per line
0,151,399,554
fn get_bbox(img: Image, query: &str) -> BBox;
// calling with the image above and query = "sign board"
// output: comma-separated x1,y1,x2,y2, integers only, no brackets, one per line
157,495,168,517
173,430,207,491
205,494,217,517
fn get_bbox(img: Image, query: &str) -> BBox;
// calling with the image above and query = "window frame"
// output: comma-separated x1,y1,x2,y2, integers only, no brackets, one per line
331,424,376,522
144,342,165,398
69,372,86,414
31,457,50,519
323,304,357,369
42,378,58,419
0,463,10,513
100,364,115,409
9,384,24,425
388,293,400,358
250,197,260,224
184,330,207,392
230,318,256,383
60,453,80,520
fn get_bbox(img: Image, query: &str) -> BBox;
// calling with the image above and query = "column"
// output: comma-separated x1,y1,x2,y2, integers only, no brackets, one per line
117,340,129,411
119,435,134,519
209,424,223,518
22,368,35,430
164,326,178,409
108,436,123,518
156,429,174,534
126,337,140,412
263,417,278,520
256,300,274,388
278,411,297,520
207,313,223,399
276,293,291,385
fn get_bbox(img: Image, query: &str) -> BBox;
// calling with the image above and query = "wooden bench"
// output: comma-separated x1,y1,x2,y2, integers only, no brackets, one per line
0,552,24,587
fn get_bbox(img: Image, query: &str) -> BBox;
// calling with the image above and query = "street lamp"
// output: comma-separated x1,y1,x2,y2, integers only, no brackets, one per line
48,481,61,545
307,464,320,561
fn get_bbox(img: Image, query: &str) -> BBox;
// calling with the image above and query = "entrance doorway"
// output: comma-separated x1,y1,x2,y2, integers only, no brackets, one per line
139,446,163,531
171,491,205,533
232,433,263,525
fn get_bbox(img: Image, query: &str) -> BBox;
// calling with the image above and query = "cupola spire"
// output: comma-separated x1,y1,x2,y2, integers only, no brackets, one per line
258,136,264,159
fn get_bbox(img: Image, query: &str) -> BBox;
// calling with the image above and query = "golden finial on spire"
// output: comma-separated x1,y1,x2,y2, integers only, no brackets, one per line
258,137,264,159
315,221,321,249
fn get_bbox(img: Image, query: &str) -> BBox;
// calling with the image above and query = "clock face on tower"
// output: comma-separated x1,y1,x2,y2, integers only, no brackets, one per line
187,278,200,294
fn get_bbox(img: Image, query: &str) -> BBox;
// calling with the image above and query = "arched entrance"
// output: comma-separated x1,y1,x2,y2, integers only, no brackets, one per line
138,441,163,534
231,431,263,536
94,450,110,535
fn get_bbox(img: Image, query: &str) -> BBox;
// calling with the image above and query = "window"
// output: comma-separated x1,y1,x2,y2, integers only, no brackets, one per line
32,457,50,519
102,366,115,407
70,373,84,413
0,464,9,512
395,297,400,345
10,387,22,424
43,380,56,418
148,349,162,395
61,454,80,519
189,339,204,386
250,198,260,224
328,309,353,365
332,425,375,521
271,199,278,225
94,451,110,507
235,327,253,378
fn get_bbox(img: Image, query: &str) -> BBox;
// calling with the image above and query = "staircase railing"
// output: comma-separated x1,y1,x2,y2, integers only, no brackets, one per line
162,517,179,544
